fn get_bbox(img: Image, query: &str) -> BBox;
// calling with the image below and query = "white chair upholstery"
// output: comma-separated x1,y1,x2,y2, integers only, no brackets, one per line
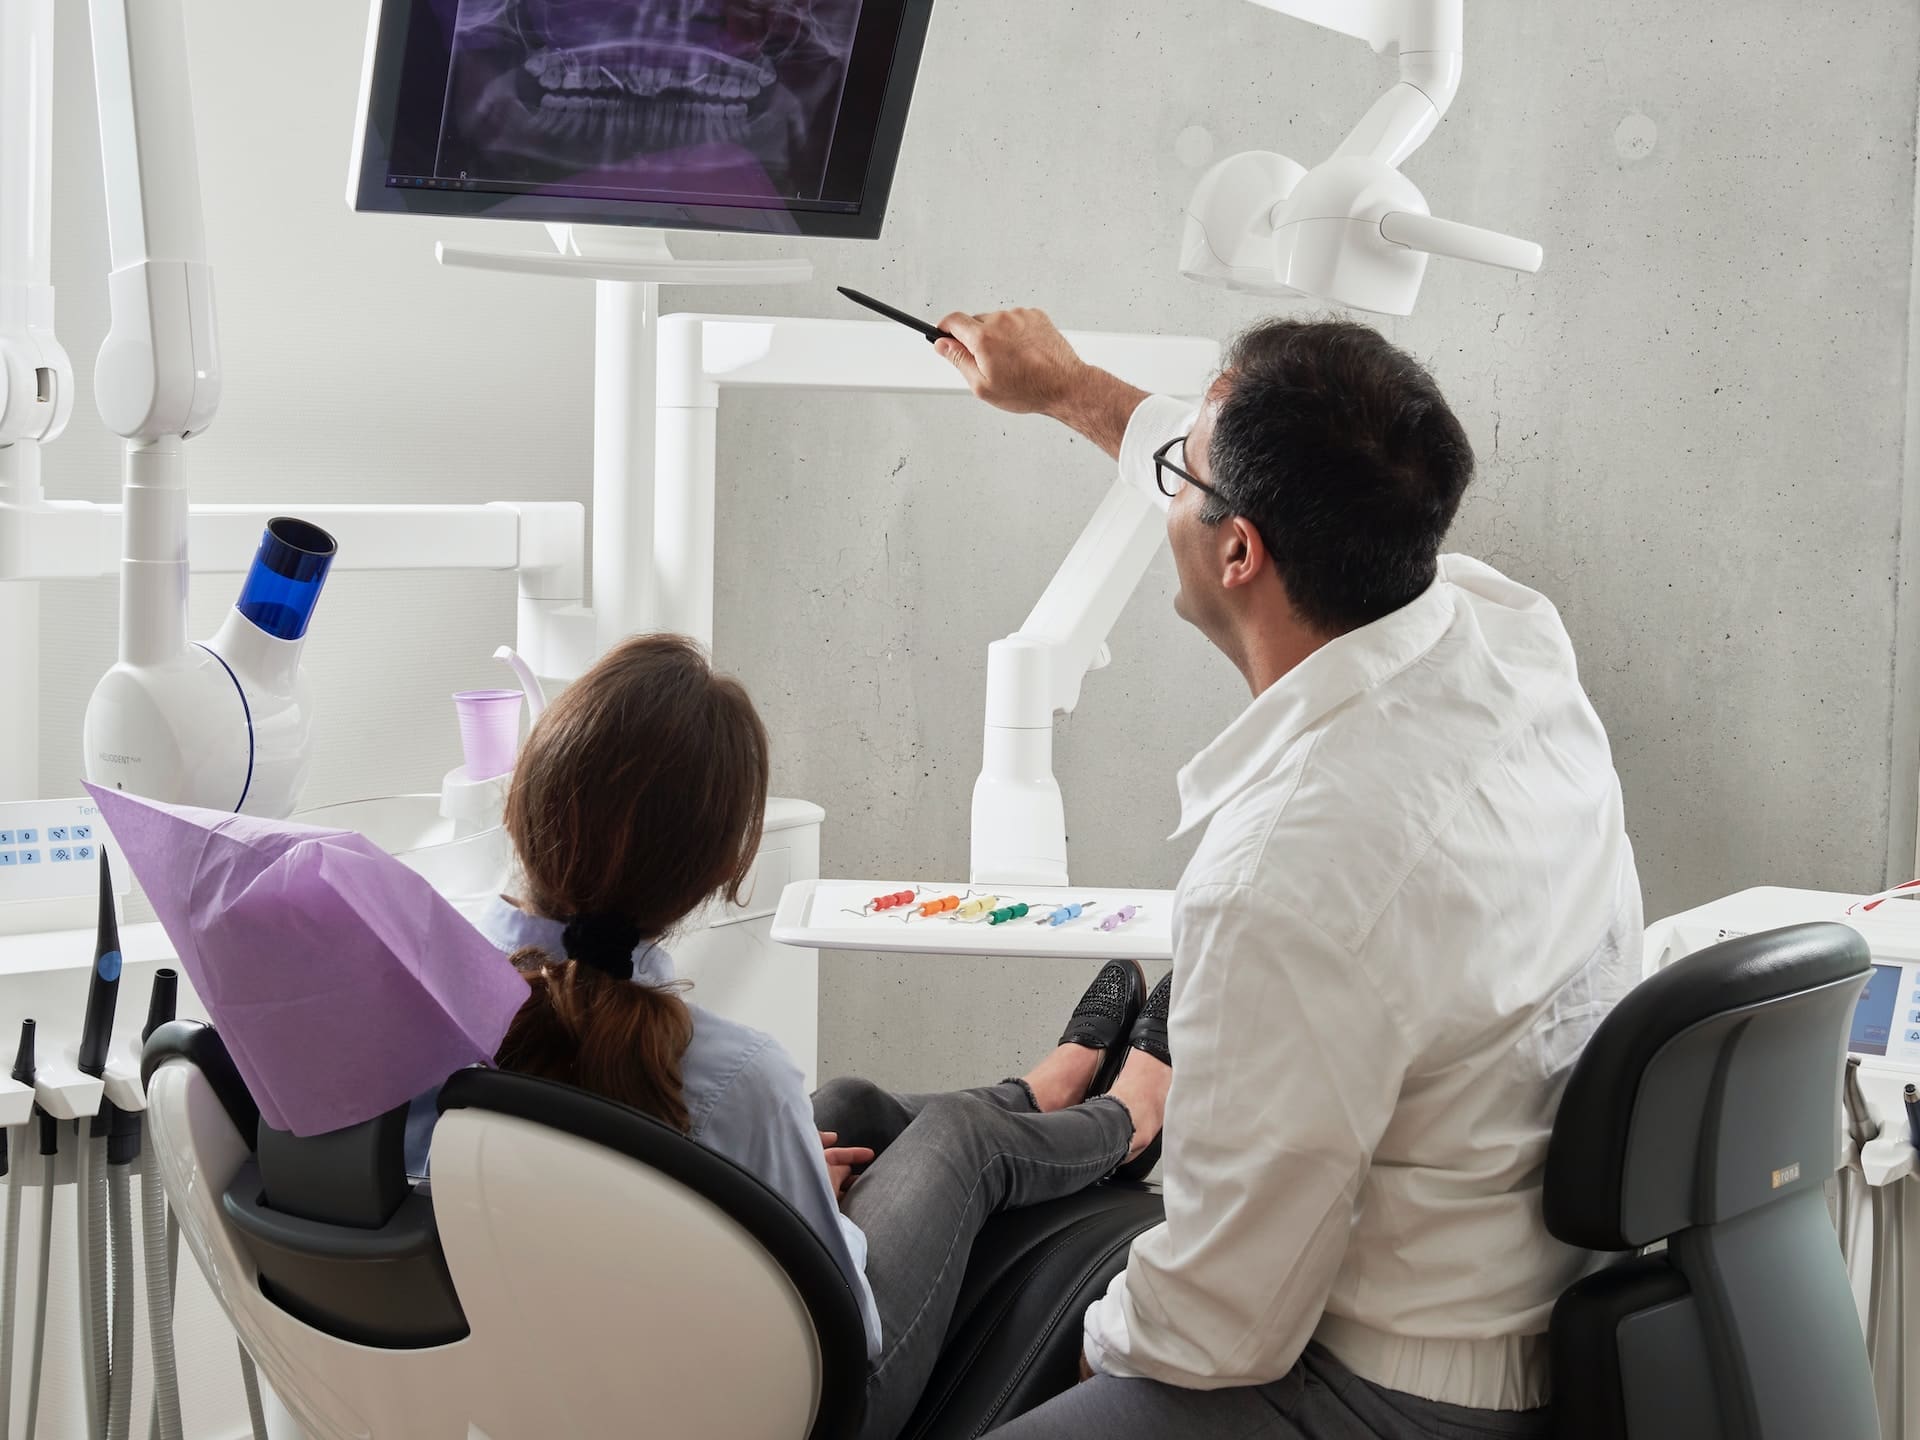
144,1033,853,1440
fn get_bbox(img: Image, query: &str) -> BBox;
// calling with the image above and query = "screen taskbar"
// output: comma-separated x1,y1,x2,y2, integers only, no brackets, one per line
385,174,860,214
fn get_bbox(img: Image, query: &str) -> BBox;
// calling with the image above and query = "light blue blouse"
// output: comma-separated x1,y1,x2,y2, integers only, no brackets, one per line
408,897,883,1359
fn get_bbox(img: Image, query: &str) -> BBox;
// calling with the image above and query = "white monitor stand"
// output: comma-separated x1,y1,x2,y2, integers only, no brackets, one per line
437,224,828,1084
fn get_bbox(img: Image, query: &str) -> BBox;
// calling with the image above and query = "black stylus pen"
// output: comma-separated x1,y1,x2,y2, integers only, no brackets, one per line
836,286,954,343
1906,1083,1920,1154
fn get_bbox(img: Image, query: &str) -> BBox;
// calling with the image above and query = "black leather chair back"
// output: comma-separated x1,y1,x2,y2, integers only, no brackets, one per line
1544,922,1879,1440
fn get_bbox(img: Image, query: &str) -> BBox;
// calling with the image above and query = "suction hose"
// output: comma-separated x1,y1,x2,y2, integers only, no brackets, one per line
0,1135,18,1440
139,972,181,1440
140,1181,180,1440
0,1019,36,1440
105,1165,132,1440
22,1117,54,1440
75,1137,108,1440
238,1345,266,1440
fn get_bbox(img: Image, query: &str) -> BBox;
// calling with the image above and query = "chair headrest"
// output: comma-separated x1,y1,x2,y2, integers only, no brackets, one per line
143,1019,259,1149
1544,922,1870,1251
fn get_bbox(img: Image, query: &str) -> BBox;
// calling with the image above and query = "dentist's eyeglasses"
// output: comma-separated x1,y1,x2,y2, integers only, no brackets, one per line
1153,435,1222,501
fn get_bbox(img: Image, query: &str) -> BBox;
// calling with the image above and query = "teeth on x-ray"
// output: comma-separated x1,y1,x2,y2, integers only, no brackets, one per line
447,0,859,193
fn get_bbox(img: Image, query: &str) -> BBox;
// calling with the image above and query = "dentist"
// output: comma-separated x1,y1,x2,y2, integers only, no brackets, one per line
937,310,1643,1439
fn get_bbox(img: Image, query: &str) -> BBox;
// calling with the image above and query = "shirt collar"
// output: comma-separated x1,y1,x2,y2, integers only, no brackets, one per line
1173,577,1458,838
475,895,676,986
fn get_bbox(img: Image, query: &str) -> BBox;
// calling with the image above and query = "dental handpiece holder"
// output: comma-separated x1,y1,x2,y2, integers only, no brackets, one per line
84,516,336,818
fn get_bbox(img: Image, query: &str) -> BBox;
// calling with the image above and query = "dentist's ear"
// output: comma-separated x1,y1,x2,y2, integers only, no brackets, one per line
1221,516,1267,590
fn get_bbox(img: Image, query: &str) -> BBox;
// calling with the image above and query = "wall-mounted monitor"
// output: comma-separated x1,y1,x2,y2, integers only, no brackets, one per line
349,0,935,239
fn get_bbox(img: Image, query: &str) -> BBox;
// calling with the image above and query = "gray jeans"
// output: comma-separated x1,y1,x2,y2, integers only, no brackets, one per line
811,1075,1134,1440
991,1342,1552,1439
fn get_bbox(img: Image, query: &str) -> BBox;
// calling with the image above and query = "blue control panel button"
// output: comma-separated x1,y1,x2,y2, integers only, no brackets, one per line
50,848,69,863
1909,1029,1920,1045
0,833,15,846
0,853,16,868
73,845,93,863
19,851,38,865
1911,1010,1920,1024
47,827,66,842
17,829,37,844
71,826,90,841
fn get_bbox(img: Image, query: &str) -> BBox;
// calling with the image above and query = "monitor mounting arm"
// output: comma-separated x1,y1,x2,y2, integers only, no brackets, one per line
1185,0,1542,314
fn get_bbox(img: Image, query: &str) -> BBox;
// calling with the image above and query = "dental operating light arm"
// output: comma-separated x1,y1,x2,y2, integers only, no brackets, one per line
1185,0,1539,314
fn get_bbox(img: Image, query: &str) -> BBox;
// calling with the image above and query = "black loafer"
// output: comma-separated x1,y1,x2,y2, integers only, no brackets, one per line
1059,959,1148,1100
1112,972,1172,1183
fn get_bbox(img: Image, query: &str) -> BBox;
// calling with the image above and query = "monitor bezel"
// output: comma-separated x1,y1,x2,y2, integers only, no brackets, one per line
347,0,936,241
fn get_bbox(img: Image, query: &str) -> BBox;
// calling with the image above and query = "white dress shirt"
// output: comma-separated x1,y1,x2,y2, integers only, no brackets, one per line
1082,396,1644,1410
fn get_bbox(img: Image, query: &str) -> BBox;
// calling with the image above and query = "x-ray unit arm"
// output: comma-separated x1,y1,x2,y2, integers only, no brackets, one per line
85,0,219,672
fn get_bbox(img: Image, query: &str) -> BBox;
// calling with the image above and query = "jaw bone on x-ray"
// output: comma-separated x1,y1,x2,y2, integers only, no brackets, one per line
445,0,862,203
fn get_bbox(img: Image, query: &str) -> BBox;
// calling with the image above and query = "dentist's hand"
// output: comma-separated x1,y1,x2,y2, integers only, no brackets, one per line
935,309,1087,416
819,1131,875,1198
936,308,1148,460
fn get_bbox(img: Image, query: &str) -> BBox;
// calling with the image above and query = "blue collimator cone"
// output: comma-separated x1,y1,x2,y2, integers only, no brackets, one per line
235,517,337,641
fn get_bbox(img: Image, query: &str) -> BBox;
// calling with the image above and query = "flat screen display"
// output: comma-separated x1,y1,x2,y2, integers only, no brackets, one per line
350,0,934,238
1849,962,1901,1057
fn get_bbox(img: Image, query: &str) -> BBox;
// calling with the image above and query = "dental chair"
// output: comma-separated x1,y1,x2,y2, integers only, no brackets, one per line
141,1025,1160,1439
1544,921,1881,1439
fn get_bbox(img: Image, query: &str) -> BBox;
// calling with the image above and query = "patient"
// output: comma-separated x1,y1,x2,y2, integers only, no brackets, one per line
477,633,1173,1440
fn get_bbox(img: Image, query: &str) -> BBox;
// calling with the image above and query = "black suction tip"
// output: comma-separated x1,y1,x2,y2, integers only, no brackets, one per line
10,1020,33,1087
143,970,178,1044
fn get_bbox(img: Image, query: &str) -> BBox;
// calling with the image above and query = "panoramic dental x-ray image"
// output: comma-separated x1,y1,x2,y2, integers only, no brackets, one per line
441,0,861,200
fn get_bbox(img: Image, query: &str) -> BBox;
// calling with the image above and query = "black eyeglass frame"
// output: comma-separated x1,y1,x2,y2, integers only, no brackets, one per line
1153,434,1222,501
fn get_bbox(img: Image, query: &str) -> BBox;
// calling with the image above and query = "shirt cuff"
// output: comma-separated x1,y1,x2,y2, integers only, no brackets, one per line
1081,1272,1146,1380
1116,393,1198,514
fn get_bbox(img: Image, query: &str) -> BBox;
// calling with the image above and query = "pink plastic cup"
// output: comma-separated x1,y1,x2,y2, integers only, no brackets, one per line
453,689,524,780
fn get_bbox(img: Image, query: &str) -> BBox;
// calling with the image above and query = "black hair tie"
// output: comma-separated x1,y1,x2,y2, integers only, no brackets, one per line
561,913,642,982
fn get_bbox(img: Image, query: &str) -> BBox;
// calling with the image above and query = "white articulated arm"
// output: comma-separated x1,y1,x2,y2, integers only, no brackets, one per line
1240,0,1403,50
1243,0,1463,160
970,478,1172,889
1185,0,1537,315
87,0,219,675
88,0,219,443
0,0,72,453
1007,480,1169,719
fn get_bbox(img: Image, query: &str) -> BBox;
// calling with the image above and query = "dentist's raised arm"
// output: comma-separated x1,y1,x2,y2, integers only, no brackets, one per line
936,308,1150,461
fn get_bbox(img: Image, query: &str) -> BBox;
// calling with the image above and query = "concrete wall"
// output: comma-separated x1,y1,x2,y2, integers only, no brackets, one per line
39,2,1920,1096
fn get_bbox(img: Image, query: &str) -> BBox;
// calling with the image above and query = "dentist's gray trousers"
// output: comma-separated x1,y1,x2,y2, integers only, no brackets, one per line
991,1343,1552,1439
812,1075,1134,1440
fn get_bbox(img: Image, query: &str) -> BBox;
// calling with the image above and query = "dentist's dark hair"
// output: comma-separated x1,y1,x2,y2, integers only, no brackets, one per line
493,633,770,1133
1205,318,1475,634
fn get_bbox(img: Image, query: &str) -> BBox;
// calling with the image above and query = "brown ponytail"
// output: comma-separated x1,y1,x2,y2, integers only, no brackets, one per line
493,634,771,1133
